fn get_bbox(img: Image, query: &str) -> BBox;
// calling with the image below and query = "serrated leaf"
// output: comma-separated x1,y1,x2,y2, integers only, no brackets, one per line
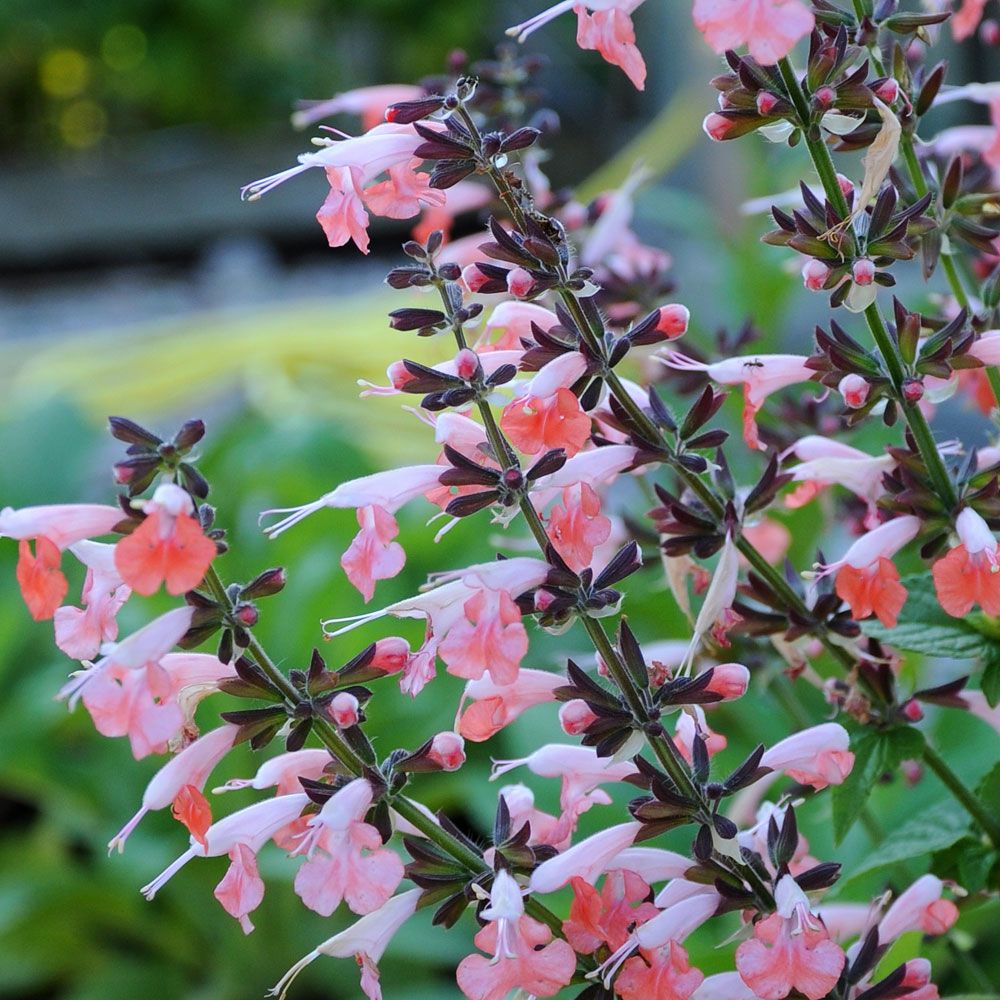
832,727,925,844
839,800,969,886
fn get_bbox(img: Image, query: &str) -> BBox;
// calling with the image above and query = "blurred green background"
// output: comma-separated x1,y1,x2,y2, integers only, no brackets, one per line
1,2,999,999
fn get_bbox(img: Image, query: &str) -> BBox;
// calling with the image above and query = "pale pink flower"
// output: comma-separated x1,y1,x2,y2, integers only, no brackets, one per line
456,870,577,1000
477,300,559,352
674,705,727,762
507,2,648,90
953,0,989,40
662,351,814,450
268,888,422,1000
215,842,265,934
692,0,815,66
692,972,759,1000
499,783,574,850
140,792,310,900
293,778,404,917
582,169,649,267
109,724,239,852
877,875,959,945
760,722,854,790
341,504,407,602
54,541,130,660
529,821,642,893
684,532,741,667
559,698,599,735
438,586,530,685
329,691,361,728
530,443,639,496
456,668,564,741
292,84,424,130
215,747,331,797
735,875,846,1000
412,179,493,244
606,846,692,885
523,351,591,399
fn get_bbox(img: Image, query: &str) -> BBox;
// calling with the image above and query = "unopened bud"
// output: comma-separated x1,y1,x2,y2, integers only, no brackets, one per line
462,263,490,293
838,373,870,409
901,699,924,723
852,258,876,286
241,566,287,600
814,86,836,108
836,174,855,197
534,588,557,612
655,303,690,339
802,258,831,291
702,112,734,141
506,267,536,298
980,18,1000,45
428,731,466,771
902,377,924,403
705,663,750,701
559,699,598,736
387,360,417,391
329,691,360,728
901,759,922,785
874,78,899,103
455,348,480,381
385,96,446,124
901,959,932,989
233,602,259,628
756,91,780,115
372,637,410,674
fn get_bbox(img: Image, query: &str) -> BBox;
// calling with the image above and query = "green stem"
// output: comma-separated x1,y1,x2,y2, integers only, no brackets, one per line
923,742,1000,850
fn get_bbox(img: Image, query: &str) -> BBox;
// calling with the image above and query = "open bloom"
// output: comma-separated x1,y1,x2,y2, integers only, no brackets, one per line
877,875,959,945
616,940,704,1000
456,668,564,741
815,515,922,628
1,503,122,620
692,0,815,65
563,869,659,954
54,541,130,659
501,387,592,457
932,507,1000,616
546,482,612,571
438,586,530,686
507,2,648,90
293,778,404,917
735,876,845,1000
661,352,814,451
760,723,854,790
269,888,423,1000
476,300,559,352
291,83,424,130
456,870,576,1000
114,483,216,597
241,122,444,253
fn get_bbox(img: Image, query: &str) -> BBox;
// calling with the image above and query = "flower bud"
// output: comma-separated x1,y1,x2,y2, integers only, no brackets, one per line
981,18,1000,44
838,373,870,409
329,691,360,728
428,731,466,771
756,91,780,115
385,96,446,124
901,958,932,989
655,303,690,339
387,360,417,391
534,588,557,612
454,348,480,381
702,112,734,141
814,86,836,108
705,663,749,701
874,78,899,103
372,637,410,674
559,699,598,735
836,173,855,197
233,603,259,628
506,267,536,298
241,566,287,599
462,264,490,293
852,258,876,286
802,258,831,291
902,377,924,403
901,699,924,723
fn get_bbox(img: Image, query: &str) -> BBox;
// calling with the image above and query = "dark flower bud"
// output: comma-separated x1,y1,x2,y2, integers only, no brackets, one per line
385,96,446,124
108,415,161,448
173,418,206,451
241,567,287,599
388,307,447,331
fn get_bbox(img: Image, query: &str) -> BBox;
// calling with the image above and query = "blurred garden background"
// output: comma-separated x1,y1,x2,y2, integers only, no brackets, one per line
1,2,1000,998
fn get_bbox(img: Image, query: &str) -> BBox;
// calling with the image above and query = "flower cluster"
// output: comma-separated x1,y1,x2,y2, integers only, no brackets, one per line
4,3,1000,999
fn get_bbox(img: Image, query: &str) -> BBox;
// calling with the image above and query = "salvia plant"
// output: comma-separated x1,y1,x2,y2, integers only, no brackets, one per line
5,1,1000,998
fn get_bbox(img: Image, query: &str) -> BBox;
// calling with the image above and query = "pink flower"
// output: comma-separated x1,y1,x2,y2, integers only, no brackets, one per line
456,668,564,741
329,691,361,728
438,586,529,685
428,731,467,771
560,698,599,735
692,0,815,65
953,0,989,40
293,778,404,917
456,871,577,1000
54,541,130,660
662,351,814,450
214,842,265,934
877,875,959,944
269,889,422,1000
340,505,406,602
801,259,831,291
140,792,310,900
933,507,1000,616
412,179,493,245
507,2,648,90
692,972,758,1000
215,748,332,797
547,482,612,571
563,869,659,954
499,783,574,850
292,84,424,130
616,940,704,1000
477,301,559,352
501,387,592,456
735,876,845,1000
109,723,239,852
114,483,216,597
1,503,123,621
529,821,642,893
760,723,854,790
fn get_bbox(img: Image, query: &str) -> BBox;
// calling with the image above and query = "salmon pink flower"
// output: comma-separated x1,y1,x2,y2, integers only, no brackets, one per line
456,870,577,1000
760,723,854,790
547,482,612,571
109,723,239,852
662,351,814,451
293,778,404,917
692,972,758,1000
215,842,265,934
692,0,815,66
501,387,592,456
616,940,704,1000
340,505,406,602
439,586,529,685
735,876,845,1000
114,483,217,597
268,889,423,1000
54,541,130,660
1,502,122,620
292,84,424,130
172,785,213,851
507,2,648,90
953,0,989,40
456,668,563,741
932,507,1000,616
814,515,921,627
563,869,659,954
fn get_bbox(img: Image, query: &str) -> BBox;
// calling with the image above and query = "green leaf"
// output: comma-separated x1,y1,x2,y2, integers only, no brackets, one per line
983,646,1000,707
832,727,925,844
839,800,969,885
862,574,988,657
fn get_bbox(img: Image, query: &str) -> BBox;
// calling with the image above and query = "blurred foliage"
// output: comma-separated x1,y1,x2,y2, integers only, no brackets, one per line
0,0,492,153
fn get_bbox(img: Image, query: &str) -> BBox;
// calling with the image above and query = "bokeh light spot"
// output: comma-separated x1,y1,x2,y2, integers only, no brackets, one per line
59,99,107,148
39,49,89,98
100,24,147,73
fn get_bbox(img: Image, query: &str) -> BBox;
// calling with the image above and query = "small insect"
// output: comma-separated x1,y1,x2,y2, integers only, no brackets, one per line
743,359,765,369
